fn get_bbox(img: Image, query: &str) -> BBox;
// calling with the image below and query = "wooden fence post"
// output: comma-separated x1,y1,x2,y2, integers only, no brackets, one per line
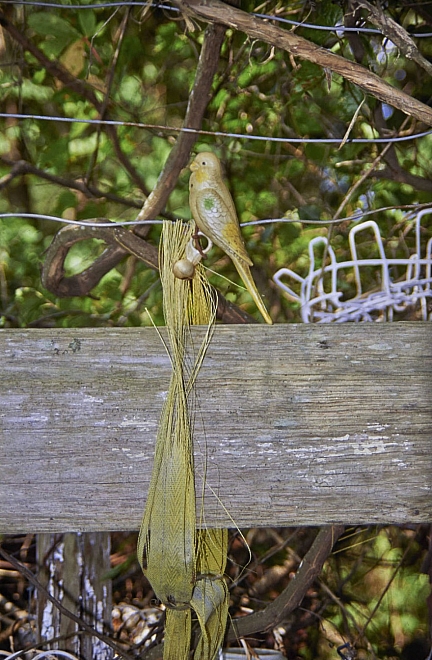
36,532,113,659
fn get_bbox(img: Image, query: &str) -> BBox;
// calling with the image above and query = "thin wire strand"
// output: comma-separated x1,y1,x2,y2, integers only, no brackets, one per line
2,205,431,228
1,113,430,144
2,1,431,37
253,12,383,34
253,12,432,38
0,213,162,226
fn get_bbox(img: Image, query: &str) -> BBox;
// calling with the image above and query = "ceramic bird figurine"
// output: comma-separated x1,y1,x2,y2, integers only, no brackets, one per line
189,151,272,324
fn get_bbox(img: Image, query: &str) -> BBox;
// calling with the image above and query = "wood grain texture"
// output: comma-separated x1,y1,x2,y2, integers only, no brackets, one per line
1,324,431,532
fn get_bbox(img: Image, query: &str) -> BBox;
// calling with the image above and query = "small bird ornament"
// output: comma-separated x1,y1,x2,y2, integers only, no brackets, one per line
189,151,272,324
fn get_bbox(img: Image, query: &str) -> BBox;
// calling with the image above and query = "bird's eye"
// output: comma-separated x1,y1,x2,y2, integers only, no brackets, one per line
201,160,206,165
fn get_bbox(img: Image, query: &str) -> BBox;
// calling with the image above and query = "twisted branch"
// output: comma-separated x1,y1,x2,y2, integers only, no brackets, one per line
41,219,257,323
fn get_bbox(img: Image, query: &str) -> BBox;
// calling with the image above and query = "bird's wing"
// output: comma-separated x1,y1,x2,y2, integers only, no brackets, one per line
194,187,253,266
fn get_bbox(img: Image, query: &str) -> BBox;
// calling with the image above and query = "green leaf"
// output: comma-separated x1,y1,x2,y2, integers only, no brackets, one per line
28,12,80,43
78,9,96,37
21,79,54,103
278,222,301,250
55,191,78,216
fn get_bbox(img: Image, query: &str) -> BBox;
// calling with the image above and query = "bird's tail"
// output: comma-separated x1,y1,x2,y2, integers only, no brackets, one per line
234,258,273,325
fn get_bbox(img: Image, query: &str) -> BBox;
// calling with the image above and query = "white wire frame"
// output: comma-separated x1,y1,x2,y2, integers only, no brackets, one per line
273,209,432,323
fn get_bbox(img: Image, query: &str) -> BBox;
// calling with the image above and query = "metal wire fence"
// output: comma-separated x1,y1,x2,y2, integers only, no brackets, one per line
273,209,432,323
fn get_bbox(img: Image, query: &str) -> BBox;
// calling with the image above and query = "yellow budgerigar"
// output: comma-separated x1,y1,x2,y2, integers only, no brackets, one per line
189,151,273,325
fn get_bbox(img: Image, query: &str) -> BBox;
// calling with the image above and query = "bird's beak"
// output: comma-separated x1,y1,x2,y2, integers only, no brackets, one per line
190,160,198,172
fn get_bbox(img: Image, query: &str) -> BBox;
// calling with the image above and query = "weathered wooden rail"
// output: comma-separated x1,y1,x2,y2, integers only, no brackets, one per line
1,323,431,532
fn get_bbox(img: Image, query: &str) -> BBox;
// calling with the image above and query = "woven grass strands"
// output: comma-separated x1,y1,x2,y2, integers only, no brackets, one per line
138,220,228,659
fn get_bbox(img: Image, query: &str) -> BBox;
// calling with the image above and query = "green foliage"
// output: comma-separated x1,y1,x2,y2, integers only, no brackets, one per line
78,8,96,37
1,2,431,329
27,12,80,46
319,528,430,660
299,0,344,46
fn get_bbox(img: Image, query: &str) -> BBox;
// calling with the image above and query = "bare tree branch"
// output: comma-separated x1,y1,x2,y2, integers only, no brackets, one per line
370,106,432,192
135,21,227,228
28,16,251,322
84,6,131,185
356,0,432,76
226,525,345,641
0,156,143,209
180,0,432,127
41,221,158,297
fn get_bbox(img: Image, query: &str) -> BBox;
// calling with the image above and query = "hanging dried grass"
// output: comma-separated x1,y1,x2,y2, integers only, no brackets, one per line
137,220,227,660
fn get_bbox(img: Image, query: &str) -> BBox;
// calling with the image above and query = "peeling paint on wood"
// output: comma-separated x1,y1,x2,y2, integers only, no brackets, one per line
36,532,113,660
1,324,431,530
